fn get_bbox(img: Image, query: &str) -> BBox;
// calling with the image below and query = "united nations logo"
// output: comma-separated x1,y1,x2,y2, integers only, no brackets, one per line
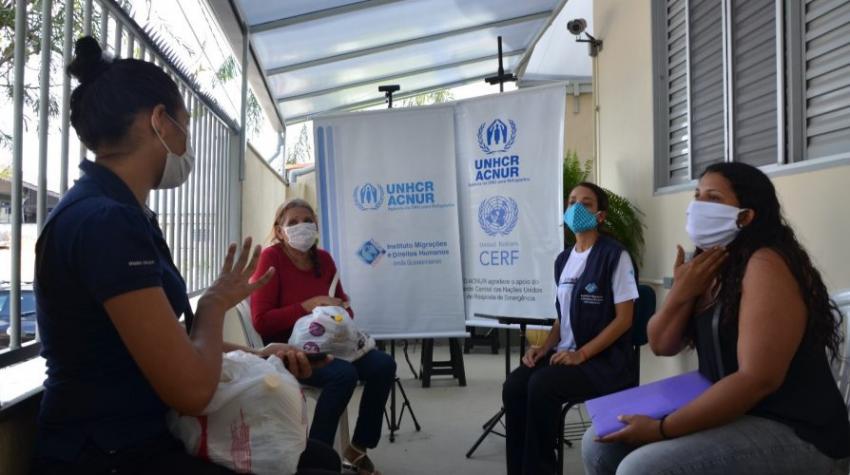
478,196,519,236
477,118,517,154
353,183,384,210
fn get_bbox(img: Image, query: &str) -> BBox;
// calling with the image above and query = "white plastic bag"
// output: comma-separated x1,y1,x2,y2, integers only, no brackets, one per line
288,306,376,362
168,351,308,475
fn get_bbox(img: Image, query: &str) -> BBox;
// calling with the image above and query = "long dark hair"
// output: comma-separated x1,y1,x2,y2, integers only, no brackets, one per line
271,198,321,277
703,162,842,358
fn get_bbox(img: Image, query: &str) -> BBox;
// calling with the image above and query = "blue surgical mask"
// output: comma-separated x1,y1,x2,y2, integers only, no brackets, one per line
564,203,600,234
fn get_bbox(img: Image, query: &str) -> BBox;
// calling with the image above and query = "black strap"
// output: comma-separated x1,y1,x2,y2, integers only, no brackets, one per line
712,305,725,378
184,306,195,334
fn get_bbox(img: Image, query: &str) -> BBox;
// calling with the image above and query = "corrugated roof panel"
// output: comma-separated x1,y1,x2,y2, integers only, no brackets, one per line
281,55,522,121
240,0,362,26
251,0,559,71
230,0,568,124
270,20,543,101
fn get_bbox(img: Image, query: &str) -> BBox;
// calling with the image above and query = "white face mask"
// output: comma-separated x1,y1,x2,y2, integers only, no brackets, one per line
153,114,194,189
686,201,744,249
284,222,318,252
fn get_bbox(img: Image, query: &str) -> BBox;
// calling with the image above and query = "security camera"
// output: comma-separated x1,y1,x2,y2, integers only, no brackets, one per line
566,18,587,36
567,18,602,57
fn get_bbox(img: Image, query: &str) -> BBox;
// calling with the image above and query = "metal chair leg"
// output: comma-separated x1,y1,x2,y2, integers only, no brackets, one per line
557,402,576,475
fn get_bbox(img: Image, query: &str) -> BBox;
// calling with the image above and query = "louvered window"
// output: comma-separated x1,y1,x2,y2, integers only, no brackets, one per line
689,0,726,176
803,0,850,161
652,0,850,188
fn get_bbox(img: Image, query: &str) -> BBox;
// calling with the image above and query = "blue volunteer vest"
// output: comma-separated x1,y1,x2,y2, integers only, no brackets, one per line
554,235,635,394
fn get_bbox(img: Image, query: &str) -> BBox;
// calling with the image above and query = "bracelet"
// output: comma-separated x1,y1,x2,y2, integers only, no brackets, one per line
658,415,669,439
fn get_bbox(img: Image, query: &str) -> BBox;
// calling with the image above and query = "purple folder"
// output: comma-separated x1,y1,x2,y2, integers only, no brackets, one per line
585,371,712,437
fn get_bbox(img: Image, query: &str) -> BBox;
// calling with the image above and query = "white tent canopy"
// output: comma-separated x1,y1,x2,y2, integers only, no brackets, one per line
520,0,593,84
210,0,597,128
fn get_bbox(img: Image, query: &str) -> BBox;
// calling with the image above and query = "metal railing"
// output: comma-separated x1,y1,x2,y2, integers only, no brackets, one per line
1,0,241,369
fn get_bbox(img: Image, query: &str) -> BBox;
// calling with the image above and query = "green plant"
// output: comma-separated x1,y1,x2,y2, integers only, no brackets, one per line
398,89,455,108
562,151,646,267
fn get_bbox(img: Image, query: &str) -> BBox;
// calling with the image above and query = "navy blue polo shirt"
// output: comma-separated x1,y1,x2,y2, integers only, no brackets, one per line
34,160,190,461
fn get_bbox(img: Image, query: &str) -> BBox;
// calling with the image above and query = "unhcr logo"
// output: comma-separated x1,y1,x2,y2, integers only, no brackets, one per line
353,183,385,210
354,180,445,211
477,118,517,154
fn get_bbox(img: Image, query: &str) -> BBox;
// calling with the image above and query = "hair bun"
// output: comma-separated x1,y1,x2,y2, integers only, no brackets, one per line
67,36,112,84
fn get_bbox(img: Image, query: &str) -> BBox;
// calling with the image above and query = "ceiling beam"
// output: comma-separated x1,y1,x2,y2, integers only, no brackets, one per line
277,49,525,103
266,10,552,77
284,72,514,124
250,0,405,33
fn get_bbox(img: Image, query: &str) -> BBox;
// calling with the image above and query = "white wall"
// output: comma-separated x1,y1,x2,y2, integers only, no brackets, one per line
242,146,287,246
593,0,850,382
241,147,321,250
564,92,596,177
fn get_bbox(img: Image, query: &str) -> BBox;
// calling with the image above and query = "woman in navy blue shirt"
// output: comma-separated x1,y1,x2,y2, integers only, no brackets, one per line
31,37,331,475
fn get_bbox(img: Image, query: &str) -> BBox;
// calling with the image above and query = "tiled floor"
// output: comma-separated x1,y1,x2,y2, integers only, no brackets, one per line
327,342,588,475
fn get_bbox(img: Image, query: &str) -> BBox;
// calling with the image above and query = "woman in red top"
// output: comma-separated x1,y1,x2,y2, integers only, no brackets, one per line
251,198,395,475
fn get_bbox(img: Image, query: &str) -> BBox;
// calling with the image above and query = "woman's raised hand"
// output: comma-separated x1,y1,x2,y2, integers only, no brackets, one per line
670,245,727,302
200,238,275,312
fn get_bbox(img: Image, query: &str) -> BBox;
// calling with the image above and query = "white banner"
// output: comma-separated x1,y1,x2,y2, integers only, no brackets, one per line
314,106,467,338
455,84,566,321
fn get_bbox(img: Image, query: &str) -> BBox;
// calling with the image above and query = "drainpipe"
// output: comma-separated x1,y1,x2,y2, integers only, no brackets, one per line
268,133,287,180
288,165,316,185
592,53,601,184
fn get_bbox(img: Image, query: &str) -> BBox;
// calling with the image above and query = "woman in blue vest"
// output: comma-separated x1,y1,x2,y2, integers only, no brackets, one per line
582,163,850,474
502,182,639,475
31,37,339,475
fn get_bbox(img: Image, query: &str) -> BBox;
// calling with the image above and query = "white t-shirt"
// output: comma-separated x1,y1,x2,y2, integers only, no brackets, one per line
556,247,639,351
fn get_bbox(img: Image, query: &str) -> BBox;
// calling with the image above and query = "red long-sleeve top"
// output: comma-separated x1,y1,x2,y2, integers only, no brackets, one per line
250,245,353,344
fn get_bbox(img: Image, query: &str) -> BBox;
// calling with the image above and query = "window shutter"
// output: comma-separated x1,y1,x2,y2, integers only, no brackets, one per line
804,0,850,161
664,0,691,184
729,0,779,167
689,0,726,176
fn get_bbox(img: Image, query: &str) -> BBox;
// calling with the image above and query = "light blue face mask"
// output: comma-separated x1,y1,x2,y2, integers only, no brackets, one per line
564,203,600,234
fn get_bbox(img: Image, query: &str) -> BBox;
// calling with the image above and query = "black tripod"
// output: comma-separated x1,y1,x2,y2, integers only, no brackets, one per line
484,36,517,92
466,315,554,458
465,37,525,457
380,339,422,442
375,83,422,442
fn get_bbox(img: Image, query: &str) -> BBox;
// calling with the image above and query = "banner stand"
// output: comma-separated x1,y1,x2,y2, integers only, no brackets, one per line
375,338,422,443
465,315,555,458
374,85,423,443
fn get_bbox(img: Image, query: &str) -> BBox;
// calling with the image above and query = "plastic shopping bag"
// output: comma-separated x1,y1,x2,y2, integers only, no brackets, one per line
168,350,308,475
288,305,376,362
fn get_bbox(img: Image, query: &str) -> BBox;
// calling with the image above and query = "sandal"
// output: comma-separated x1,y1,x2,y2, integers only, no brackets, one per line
342,445,381,475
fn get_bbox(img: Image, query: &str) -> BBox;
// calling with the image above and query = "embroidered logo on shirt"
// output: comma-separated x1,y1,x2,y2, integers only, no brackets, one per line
127,260,155,267
585,282,599,293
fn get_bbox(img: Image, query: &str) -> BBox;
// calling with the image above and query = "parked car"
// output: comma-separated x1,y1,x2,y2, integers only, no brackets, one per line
0,283,37,348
